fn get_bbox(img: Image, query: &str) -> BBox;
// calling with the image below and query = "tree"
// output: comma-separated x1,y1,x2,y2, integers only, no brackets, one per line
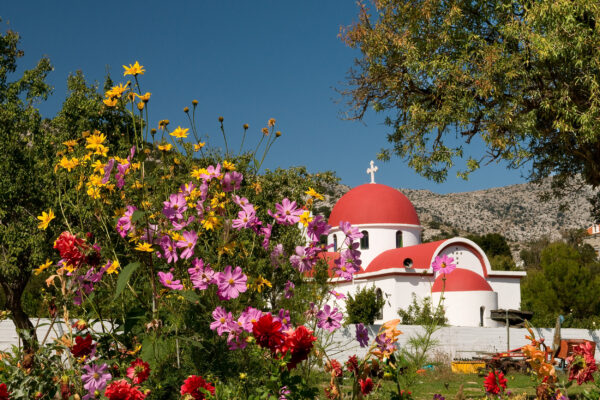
341,1,600,196
345,286,386,324
0,27,53,352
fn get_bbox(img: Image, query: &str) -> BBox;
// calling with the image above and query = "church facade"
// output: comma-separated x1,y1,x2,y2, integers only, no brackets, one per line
321,177,526,327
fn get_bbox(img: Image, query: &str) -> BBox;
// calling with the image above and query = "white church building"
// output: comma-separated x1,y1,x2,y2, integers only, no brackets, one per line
320,164,526,327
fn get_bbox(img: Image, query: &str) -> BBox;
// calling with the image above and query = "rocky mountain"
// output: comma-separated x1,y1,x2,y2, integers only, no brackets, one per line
327,179,595,244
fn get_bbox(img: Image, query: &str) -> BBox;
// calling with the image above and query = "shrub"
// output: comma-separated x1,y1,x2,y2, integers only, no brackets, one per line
345,286,386,324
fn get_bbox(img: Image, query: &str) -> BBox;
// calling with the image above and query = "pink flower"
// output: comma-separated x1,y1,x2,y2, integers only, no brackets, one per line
330,290,346,300
222,171,243,192
210,306,234,336
432,254,456,275
232,208,258,230
158,271,183,290
275,309,292,331
216,266,247,300
116,205,137,238
188,258,215,290
284,281,295,298
268,198,303,225
238,307,264,332
356,323,369,347
199,164,221,181
176,230,197,259
307,215,331,242
316,305,343,332
162,193,187,221
339,221,363,242
289,246,317,273
232,195,250,208
158,235,178,264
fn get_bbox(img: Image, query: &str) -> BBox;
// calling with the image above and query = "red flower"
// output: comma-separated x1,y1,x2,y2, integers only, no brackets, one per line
326,359,343,378
71,334,94,358
0,383,10,400
180,375,215,400
54,231,86,267
484,371,507,395
359,378,374,395
126,358,151,384
104,380,146,400
280,325,316,369
252,314,285,352
345,355,359,374
567,341,597,385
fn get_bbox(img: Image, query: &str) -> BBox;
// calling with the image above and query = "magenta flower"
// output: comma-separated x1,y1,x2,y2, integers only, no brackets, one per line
275,309,292,331
238,307,264,332
268,198,303,225
210,306,234,336
356,323,369,347
116,205,137,238
180,181,196,196
115,162,130,189
162,193,187,221
171,215,195,231
375,332,397,354
330,290,346,300
316,304,343,332
158,235,178,264
216,266,248,300
199,164,222,181
290,245,317,273
232,208,258,230
222,171,243,192
158,271,183,290
233,195,250,208
334,244,362,280
432,254,457,275
339,221,363,242
188,259,215,290
260,223,273,249
102,158,115,184
307,215,331,242
284,281,295,299
270,243,285,268
176,230,197,259
81,363,111,399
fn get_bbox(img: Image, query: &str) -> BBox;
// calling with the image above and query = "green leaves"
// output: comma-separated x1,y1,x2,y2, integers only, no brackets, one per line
114,261,140,299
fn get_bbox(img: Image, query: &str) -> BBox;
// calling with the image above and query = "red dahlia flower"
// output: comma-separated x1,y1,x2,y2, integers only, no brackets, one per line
0,383,10,400
104,380,146,400
252,313,285,352
71,334,94,358
326,359,343,378
54,231,86,267
484,370,507,395
126,358,151,384
180,375,215,400
359,378,374,395
280,325,316,370
567,341,597,385
345,355,359,374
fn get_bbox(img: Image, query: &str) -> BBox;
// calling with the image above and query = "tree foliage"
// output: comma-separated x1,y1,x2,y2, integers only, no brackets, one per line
345,285,386,324
397,294,447,326
341,0,600,193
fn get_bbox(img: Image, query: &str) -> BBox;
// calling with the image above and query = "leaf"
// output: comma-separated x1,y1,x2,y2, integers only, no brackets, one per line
131,210,145,223
180,290,200,304
114,262,140,299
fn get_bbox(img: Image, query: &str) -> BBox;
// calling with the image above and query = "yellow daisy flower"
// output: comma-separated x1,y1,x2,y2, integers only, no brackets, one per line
37,210,55,230
194,142,205,151
305,187,324,200
158,143,173,151
170,126,189,139
34,259,53,276
106,259,120,274
135,242,154,252
123,61,145,77
59,157,80,172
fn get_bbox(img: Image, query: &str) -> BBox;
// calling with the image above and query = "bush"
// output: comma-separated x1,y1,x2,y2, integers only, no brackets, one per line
345,286,386,324
397,294,447,325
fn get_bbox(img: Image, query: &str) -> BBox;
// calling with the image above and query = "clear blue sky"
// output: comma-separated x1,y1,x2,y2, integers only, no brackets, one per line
3,1,528,194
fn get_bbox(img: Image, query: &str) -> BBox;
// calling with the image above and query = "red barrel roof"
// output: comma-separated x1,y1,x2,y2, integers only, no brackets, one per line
431,269,493,292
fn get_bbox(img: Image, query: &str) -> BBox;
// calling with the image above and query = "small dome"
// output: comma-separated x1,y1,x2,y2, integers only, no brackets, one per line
432,269,492,292
328,184,420,227
361,240,448,274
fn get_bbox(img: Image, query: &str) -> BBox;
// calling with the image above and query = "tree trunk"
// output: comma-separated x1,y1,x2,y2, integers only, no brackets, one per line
0,279,37,354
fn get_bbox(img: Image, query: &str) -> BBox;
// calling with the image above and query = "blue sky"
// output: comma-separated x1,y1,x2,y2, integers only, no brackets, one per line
3,1,529,194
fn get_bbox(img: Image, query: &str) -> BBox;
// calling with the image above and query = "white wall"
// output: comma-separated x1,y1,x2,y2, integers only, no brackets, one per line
433,291,501,327
436,245,485,277
487,277,522,310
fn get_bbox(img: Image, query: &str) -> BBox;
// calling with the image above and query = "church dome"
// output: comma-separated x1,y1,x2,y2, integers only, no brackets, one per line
328,184,420,226
431,269,492,292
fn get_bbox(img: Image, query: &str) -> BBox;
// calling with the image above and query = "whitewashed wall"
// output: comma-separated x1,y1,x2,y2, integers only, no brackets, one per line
326,325,600,363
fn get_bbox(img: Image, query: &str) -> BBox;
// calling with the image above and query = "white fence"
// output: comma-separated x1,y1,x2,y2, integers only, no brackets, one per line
2,320,600,363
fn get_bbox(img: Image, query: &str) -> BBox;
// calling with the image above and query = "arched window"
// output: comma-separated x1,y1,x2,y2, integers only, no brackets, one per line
376,288,383,320
333,234,338,251
396,231,403,248
360,230,369,250
480,306,485,327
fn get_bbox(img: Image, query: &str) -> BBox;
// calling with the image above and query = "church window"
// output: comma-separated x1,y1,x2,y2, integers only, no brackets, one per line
376,288,383,320
333,234,338,251
403,258,413,268
479,306,485,327
396,231,403,248
360,231,369,249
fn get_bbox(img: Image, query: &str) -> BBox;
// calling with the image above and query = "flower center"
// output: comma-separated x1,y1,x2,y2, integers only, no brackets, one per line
229,278,235,285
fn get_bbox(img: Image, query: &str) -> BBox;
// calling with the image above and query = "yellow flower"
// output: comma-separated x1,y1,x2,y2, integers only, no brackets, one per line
86,132,106,150
59,156,80,171
94,145,109,157
262,127,269,135
88,174,103,186
194,142,205,151
131,162,141,171
114,207,126,218
131,180,143,189
106,82,129,98
305,187,324,200
106,259,120,275
123,61,145,76
170,126,189,139
268,118,276,127
91,160,106,173
253,276,272,293
138,92,151,102
34,259,53,275
170,232,185,242
81,130,90,138
191,167,208,180
63,139,78,149
158,119,170,129
158,143,173,152
222,161,236,171
299,211,313,227
37,210,55,230
87,186,101,199
201,211,220,231
103,97,118,107
137,101,145,111
135,242,154,252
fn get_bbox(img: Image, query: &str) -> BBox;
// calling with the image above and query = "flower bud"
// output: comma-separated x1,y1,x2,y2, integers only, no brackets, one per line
276,131,282,137
192,99,198,106
184,107,189,113
243,123,249,130
218,116,224,123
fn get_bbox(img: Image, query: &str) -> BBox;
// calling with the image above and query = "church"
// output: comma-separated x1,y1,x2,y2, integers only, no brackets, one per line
320,162,526,327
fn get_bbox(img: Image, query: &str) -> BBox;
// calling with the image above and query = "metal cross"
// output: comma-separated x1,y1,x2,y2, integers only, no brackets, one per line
367,160,378,184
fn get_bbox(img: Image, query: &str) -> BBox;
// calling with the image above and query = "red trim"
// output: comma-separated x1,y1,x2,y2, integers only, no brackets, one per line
361,240,449,273
328,184,420,226
431,269,493,292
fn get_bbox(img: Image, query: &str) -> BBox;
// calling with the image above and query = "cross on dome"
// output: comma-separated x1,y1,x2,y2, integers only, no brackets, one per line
366,160,378,184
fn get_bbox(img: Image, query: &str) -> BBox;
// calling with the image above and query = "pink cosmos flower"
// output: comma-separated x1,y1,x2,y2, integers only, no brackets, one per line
162,193,187,221
284,281,295,299
158,271,183,290
176,230,197,259
81,363,111,398
102,158,115,184
275,309,292,331
316,305,343,332
180,182,196,196
268,198,303,225
289,246,317,273
116,205,137,238
330,290,346,300
356,323,369,347
339,221,363,243
171,216,195,231
216,266,248,300
260,223,272,249
238,307,264,332
232,208,258,230
432,254,457,275
188,259,215,290
271,244,285,268
307,215,331,242
158,235,178,264
199,164,221,181
210,306,234,336
232,195,250,208
222,171,243,192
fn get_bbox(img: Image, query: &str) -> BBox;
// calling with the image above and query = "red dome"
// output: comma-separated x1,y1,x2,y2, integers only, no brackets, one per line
361,240,448,274
431,269,492,292
328,184,420,226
